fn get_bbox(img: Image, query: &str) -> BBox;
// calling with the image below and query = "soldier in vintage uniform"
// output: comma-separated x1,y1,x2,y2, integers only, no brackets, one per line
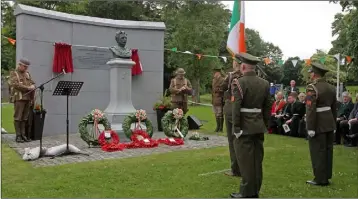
305,62,337,186
230,53,271,198
169,68,192,114
9,58,36,143
220,60,242,178
212,66,225,133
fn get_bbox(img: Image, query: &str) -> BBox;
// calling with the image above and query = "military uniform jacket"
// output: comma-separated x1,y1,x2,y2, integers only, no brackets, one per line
9,69,35,101
212,75,225,106
231,71,271,134
220,71,242,102
169,77,192,103
305,78,337,133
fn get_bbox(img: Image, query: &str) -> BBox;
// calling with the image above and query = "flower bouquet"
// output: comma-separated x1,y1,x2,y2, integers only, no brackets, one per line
135,109,147,122
188,132,209,141
153,89,172,131
153,89,172,111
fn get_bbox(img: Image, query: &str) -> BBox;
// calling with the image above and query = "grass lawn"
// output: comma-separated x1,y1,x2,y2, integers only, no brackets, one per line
2,105,358,198
1,103,14,133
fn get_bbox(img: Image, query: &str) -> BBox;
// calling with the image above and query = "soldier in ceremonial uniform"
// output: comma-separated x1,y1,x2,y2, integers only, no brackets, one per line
212,66,225,133
230,53,271,198
169,68,192,114
9,58,36,143
220,60,242,178
305,62,337,186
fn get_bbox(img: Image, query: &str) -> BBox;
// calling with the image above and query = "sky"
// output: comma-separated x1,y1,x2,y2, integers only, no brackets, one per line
221,1,343,60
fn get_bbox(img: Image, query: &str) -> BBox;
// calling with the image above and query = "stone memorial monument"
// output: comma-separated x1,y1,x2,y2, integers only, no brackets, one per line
14,4,165,136
105,31,136,141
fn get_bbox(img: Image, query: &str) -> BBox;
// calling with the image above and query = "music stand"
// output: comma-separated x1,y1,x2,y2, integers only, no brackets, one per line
51,81,89,158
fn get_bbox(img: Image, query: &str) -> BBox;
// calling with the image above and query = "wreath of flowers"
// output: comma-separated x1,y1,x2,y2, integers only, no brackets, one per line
122,109,153,139
98,130,126,152
79,109,111,147
161,108,189,138
125,130,159,149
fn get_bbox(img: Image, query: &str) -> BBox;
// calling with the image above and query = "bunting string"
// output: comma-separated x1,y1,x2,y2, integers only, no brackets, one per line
1,35,355,66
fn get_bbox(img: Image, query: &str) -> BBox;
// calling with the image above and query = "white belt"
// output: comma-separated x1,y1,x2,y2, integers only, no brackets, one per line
316,107,331,112
240,108,262,113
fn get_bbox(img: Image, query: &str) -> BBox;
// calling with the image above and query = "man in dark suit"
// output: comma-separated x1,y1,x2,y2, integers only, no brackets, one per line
284,92,305,137
342,94,358,146
286,80,300,97
335,92,354,144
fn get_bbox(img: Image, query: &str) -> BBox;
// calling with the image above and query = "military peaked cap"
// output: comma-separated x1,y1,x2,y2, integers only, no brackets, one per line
234,52,261,65
308,62,329,76
19,58,30,66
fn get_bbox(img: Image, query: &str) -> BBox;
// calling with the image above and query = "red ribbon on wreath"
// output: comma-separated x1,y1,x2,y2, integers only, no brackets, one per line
98,130,126,152
157,137,184,146
124,130,159,149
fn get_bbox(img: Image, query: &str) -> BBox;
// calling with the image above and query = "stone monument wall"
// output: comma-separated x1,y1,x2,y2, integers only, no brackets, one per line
15,4,165,136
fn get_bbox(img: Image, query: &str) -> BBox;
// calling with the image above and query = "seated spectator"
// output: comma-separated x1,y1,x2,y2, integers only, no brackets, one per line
269,92,286,134
298,92,306,103
335,92,354,144
297,92,307,138
276,92,305,136
342,93,358,147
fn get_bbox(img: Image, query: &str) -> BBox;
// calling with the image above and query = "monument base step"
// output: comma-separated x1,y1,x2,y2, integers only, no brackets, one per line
111,123,131,143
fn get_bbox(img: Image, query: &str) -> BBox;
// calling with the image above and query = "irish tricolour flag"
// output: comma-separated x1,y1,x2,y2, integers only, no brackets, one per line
227,0,246,55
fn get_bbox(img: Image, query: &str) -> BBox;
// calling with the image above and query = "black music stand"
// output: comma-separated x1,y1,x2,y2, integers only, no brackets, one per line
51,81,89,158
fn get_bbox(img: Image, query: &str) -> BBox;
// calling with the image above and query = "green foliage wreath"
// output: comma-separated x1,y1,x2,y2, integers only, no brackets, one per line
161,111,189,138
79,113,111,147
122,114,153,139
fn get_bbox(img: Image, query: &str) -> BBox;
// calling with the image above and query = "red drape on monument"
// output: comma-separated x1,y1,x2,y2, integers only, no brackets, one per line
52,42,74,73
131,49,143,76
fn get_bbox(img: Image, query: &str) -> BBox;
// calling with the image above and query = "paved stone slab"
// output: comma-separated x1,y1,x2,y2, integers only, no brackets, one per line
2,132,228,167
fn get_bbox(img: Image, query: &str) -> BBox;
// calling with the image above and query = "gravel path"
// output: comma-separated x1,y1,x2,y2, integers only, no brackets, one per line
2,132,228,167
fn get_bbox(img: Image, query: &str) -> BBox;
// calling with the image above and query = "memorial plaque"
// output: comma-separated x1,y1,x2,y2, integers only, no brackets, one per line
72,46,112,70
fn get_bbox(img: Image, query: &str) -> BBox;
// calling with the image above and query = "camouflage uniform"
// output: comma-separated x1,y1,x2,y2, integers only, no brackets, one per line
305,62,337,186
9,59,35,142
231,53,271,198
169,68,192,114
212,66,225,133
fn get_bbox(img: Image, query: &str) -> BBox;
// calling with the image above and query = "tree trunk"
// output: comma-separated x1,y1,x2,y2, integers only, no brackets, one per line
194,77,200,103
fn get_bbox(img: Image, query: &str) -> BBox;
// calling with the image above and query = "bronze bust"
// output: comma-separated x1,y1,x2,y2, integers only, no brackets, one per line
109,30,132,59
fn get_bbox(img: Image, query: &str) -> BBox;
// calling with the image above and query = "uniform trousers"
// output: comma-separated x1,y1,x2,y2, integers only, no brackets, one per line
14,100,31,121
224,102,240,175
308,131,334,183
234,133,264,197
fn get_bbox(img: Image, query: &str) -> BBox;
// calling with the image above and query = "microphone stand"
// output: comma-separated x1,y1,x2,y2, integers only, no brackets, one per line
23,69,66,157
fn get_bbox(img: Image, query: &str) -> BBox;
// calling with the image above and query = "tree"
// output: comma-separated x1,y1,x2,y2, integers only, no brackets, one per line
280,57,303,86
300,50,347,84
329,1,358,82
165,1,231,101
1,1,16,73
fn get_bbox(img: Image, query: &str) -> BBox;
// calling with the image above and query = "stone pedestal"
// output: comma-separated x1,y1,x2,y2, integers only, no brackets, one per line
104,58,136,142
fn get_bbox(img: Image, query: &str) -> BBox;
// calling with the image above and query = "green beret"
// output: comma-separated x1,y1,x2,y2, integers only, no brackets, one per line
234,52,261,65
308,62,329,76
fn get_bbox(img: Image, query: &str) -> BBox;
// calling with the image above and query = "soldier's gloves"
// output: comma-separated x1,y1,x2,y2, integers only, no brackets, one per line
307,130,315,137
334,130,336,134
233,130,243,139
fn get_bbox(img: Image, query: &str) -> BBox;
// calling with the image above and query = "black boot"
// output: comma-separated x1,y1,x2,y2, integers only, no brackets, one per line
219,117,224,132
214,117,220,133
20,121,31,142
